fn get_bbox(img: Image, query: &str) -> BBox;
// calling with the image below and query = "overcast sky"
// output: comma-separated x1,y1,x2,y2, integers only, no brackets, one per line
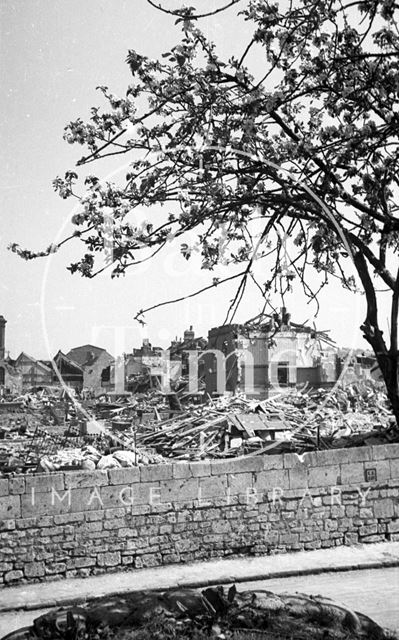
0,0,390,360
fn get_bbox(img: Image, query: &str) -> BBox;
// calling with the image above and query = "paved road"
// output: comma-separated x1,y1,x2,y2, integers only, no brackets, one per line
1,567,398,637
231,566,399,634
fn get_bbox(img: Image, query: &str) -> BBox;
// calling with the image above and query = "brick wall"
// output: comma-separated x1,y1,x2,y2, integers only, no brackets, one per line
0,444,398,586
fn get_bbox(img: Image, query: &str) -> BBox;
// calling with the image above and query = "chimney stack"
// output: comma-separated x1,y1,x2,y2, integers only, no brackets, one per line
0,316,6,360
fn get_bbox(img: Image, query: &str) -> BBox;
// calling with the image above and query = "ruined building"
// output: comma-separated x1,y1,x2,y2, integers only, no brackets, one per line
0,316,22,394
204,308,339,399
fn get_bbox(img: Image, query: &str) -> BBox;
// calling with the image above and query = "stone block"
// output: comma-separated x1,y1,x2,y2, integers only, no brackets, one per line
340,463,365,485
190,461,211,477
374,498,394,519
262,455,284,470
0,495,21,520
390,458,399,480
160,478,199,504
172,463,192,479
132,483,161,506
25,474,64,493
283,452,316,468
255,470,289,491
0,478,9,497
316,447,371,466
228,472,253,497
140,464,172,483
65,470,109,489
387,520,399,533
364,460,391,482
211,457,263,475
97,551,121,567
108,467,140,485
54,513,85,525
199,476,227,500
8,477,25,495
288,466,308,490
4,570,23,582
24,562,45,578
308,465,340,488
359,524,378,536
373,443,399,461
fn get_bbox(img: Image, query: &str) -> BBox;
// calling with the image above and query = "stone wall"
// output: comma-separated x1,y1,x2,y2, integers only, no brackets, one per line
0,444,398,586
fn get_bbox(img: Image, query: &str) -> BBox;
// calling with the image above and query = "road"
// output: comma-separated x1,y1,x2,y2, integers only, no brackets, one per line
0,567,398,637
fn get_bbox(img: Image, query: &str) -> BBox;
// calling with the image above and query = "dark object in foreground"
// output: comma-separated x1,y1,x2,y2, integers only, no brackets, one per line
2,585,397,640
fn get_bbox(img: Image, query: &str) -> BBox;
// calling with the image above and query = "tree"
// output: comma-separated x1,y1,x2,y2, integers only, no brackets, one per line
10,0,399,422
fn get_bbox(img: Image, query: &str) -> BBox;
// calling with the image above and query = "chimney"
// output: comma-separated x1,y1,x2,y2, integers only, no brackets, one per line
183,325,195,342
0,316,6,360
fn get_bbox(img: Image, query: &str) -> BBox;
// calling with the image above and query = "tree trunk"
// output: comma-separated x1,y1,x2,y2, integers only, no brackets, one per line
353,250,399,428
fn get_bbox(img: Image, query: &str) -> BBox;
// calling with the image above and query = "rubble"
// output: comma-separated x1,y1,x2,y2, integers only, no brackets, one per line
0,379,397,475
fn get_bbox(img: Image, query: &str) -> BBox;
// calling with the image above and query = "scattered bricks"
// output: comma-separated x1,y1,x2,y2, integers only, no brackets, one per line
25,474,64,494
340,463,365,485
374,499,394,519
228,473,253,497
9,476,25,495
4,570,23,582
372,443,399,461
24,562,45,578
190,461,211,477
65,470,109,489
172,463,192,479
199,475,227,500
0,495,21,520
308,466,340,488
255,470,289,491
108,467,140,485
140,464,173,483
161,478,199,504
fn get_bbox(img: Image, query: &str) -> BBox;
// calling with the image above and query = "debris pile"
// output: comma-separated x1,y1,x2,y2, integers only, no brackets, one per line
0,379,397,475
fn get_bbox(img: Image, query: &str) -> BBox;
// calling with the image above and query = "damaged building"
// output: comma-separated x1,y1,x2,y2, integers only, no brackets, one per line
204,308,340,399
0,316,23,395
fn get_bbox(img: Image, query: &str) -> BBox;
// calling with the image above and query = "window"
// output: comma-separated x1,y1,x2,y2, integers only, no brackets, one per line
277,361,289,385
0,367,4,386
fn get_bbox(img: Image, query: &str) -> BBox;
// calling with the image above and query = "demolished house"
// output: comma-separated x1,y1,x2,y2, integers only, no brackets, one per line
205,308,349,399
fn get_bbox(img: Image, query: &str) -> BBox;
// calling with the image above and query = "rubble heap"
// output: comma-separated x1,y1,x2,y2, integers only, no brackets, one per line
0,380,396,475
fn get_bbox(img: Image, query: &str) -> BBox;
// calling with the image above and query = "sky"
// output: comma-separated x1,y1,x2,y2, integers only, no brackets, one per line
0,0,391,360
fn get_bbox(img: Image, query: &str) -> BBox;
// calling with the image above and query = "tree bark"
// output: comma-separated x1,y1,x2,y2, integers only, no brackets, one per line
354,251,399,427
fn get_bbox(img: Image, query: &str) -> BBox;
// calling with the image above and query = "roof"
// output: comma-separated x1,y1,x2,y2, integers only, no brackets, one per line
16,352,53,372
53,350,84,373
66,345,113,367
